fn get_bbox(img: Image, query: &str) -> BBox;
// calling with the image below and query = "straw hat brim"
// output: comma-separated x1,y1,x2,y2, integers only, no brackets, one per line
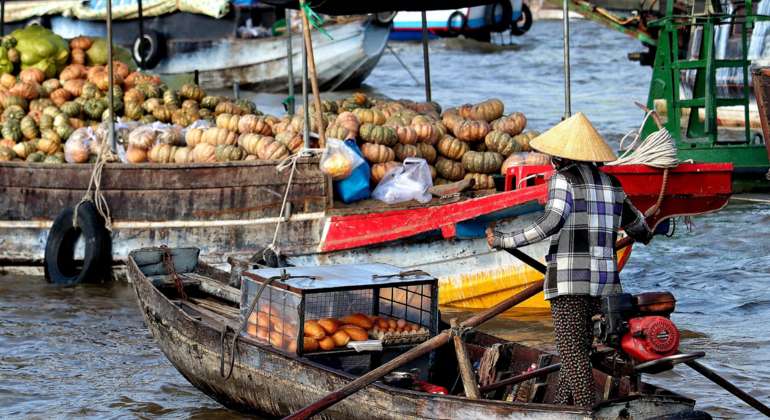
529,112,617,162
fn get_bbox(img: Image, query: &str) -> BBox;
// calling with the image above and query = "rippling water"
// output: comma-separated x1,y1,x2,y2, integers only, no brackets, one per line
2,18,769,420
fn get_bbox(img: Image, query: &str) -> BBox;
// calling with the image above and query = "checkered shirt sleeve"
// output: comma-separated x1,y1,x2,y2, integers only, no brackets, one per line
621,195,653,243
494,173,573,249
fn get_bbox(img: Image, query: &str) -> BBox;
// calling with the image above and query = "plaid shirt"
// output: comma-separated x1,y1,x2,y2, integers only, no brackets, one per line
494,162,652,300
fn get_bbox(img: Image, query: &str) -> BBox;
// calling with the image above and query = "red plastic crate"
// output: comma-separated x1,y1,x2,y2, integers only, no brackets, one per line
504,165,553,191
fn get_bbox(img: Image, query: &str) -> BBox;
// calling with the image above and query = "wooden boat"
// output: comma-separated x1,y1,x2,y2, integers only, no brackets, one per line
0,160,732,310
127,246,709,419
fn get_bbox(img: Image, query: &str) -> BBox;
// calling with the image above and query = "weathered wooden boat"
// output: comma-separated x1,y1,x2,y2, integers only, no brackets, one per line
0,160,732,310
1,1,390,91
127,246,712,420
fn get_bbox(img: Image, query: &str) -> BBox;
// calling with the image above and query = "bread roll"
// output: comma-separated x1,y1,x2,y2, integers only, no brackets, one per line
332,330,351,347
318,318,342,335
246,324,258,338
339,325,368,341
269,331,284,348
318,336,335,350
284,322,298,337
260,304,282,318
342,313,373,330
288,339,297,353
257,328,269,341
257,312,270,329
249,312,258,324
271,316,286,334
303,337,319,351
304,322,326,339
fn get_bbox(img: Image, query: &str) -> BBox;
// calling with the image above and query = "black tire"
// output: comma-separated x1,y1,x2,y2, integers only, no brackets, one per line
26,16,50,29
485,2,513,32
44,202,111,285
133,29,165,70
645,410,713,420
446,11,468,37
510,4,533,36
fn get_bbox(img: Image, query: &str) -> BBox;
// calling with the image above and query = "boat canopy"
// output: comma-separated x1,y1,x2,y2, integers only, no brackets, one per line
257,0,497,15
1,0,230,23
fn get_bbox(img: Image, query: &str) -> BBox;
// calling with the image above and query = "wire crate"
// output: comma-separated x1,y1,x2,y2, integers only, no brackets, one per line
240,263,439,357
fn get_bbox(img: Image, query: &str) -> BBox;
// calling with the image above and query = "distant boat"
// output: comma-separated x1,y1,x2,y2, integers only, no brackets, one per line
389,1,532,42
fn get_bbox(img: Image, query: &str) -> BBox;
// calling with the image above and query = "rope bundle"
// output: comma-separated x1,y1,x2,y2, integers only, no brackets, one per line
608,112,680,169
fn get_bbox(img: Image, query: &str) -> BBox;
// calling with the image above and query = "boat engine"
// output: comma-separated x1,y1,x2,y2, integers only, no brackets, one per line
594,292,680,363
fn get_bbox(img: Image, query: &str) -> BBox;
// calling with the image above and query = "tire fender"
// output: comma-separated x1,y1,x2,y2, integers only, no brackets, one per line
133,29,166,70
484,2,513,32
446,11,468,36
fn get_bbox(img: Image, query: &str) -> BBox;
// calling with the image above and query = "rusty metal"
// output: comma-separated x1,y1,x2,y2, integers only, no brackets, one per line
160,245,187,301
371,269,430,279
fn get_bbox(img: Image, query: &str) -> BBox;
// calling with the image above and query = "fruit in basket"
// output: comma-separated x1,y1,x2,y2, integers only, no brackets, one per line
485,131,522,157
341,314,374,330
331,330,351,347
462,151,503,174
393,143,422,161
453,120,491,142
370,161,401,184
360,142,395,164
513,130,541,152
464,173,496,190
360,123,397,146
470,99,504,122
318,336,335,350
437,134,469,160
416,143,436,164
303,337,319,351
435,157,466,181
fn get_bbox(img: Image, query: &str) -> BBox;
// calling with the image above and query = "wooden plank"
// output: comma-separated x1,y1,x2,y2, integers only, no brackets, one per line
184,272,241,304
450,318,481,399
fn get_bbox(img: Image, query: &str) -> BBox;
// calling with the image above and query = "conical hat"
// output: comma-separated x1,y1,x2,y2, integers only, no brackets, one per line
529,112,617,162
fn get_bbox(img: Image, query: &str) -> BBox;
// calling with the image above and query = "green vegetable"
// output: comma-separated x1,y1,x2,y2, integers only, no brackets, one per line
0,46,12,76
12,26,69,78
87,37,137,73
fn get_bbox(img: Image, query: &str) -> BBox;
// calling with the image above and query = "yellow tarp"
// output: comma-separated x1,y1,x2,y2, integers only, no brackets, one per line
3,0,230,23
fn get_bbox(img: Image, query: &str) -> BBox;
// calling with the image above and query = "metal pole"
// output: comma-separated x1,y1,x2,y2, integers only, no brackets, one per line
285,9,295,114
137,0,146,71
233,82,240,100
387,45,422,86
301,24,310,149
421,11,432,102
563,0,571,118
106,0,115,149
1,1,5,37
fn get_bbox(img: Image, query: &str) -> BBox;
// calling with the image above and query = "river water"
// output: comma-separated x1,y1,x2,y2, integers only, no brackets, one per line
2,18,769,420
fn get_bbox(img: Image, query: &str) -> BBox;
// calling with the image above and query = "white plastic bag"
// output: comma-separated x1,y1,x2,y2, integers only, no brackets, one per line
320,137,365,181
372,157,433,204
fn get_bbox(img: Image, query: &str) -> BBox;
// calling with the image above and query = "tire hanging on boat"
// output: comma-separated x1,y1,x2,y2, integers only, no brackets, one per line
132,29,165,70
484,2,513,33
510,4,533,36
446,11,467,37
44,202,111,284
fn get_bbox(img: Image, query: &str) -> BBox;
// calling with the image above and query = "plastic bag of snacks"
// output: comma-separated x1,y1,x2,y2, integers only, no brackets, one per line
372,157,433,204
320,137,365,181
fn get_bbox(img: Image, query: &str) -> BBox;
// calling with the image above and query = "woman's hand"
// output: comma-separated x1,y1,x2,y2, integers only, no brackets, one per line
485,228,501,250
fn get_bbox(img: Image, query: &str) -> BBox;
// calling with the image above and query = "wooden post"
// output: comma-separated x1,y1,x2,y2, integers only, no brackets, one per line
106,0,115,149
420,11,431,102
298,1,326,148
450,318,481,399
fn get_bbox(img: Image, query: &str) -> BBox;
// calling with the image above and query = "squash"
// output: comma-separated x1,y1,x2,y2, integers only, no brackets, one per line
80,82,99,99
525,152,550,166
461,151,503,174
235,98,258,115
272,121,292,136
125,146,148,163
138,115,157,125
124,88,145,104
411,115,433,125
215,101,241,117
238,133,268,155
380,102,404,119
10,82,38,100
325,125,352,140
386,124,418,145
123,100,143,120
192,142,217,163
60,65,85,83
254,136,289,160
60,101,82,117
290,114,328,134
411,122,439,145
136,81,160,99
491,112,526,136
453,120,491,142
174,146,195,163
181,84,206,102
20,68,45,85
385,112,413,127
416,143,437,164
393,143,422,161
352,108,386,125
359,123,397,147
64,140,90,163
238,114,272,135
500,153,527,174
200,96,220,110
370,161,401,184
434,121,448,136
436,134,469,160
214,144,245,162
512,130,540,152
156,125,182,146
0,73,15,89
182,99,199,112
141,97,162,114
275,130,303,154
433,177,451,186
128,126,157,150
43,154,66,163
37,138,62,155
464,173,496,190
83,99,106,120
20,116,38,140
202,126,238,146
3,105,25,122
2,121,22,142
55,124,74,141
31,98,54,112
485,131,522,157
3,95,27,110
0,146,16,161
215,113,242,132
360,142,395,164
12,140,35,159
70,48,85,65
469,99,504,122
162,89,180,107
171,109,199,127
26,151,45,162
434,157,466,181
298,99,338,115
335,111,359,135
184,128,205,147
70,36,93,51
28,109,44,123
0,139,15,148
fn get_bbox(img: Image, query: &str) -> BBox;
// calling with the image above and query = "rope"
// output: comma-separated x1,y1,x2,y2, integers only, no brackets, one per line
73,136,117,232
447,325,473,339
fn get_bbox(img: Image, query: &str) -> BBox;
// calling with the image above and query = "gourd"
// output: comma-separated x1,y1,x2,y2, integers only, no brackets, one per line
124,101,143,120
3,95,27,110
2,121,22,142
20,116,39,140
464,173,496,190
141,97,162,114
80,82,99,99
453,120,491,142
434,157,466,181
359,123,397,147
10,82,38,100
370,161,401,184
335,111,359,135
235,98,258,115
360,142,395,164
379,102,404,119
150,105,170,122
214,144,245,162
83,99,106,120
385,112,413,127
298,99,338,115
469,99,504,122
0,146,16,161
215,101,241,117
55,124,74,141
192,142,217,163
485,131,522,157
202,127,238,146
491,112,526,136
12,140,35,159
290,114,328,134
272,121,292,136
393,143,422,161
13,26,69,78
124,89,145,104
3,106,25,123
436,134,469,160
136,81,160,99
525,152,550,166
386,124,418,145
43,154,66,163
257,136,290,160
411,122,439,145
352,108,386,125
238,133,268,155
512,130,540,152
162,89,180,107
416,143,437,164
60,101,82,117
59,65,85,82
201,96,220,110
31,98,55,112
325,125,352,140
461,151,503,174
174,146,195,163
275,131,303,154
181,83,207,102
20,68,45,85
171,109,198,127
238,114,272,135
26,151,45,162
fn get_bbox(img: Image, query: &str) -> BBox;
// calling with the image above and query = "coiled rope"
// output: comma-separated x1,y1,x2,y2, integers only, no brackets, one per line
73,133,117,232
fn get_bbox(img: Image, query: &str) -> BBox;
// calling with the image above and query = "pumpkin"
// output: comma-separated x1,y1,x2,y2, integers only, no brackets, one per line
380,102,404,118
152,105,172,122
453,120,491,142
37,138,62,155
125,146,148,163
202,126,238,146
298,99,338,115
214,144,245,162
60,66,85,82
112,61,130,79
290,114,327,134
171,109,199,127
64,140,90,163
156,126,182,146
457,104,474,117
0,139,15,148
201,96,220,110
2,121,22,142
525,152,550,166
340,98,364,112
435,157,466,181
20,68,45,85
411,115,433,125
55,124,74,141
70,36,93,50
192,142,216,163
69,118,86,130
386,124,418,145
181,84,206,102
360,142,395,164
433,177,451,186
3,95,27,110
41,153,65,163
3,106,25,122
185,128,205,147
485,131,522,157
385,112,413,127
0,73,14,90
51,87,73,107
30,98,54,112
275,131,303,154
500,153,527,174
491,113,526,136
393,143,422,161
83,99,106,120
141,97,162,114
124,101,143,120
70,48,85,65
124,88,145,104
10,82,38,100
60,101,82,117
162,89,180,107
335,111,359,135
36,85,50,99
352,108,386,126
238,114,272,135
325,125,352,140
370,161,401,184
41,79,60,92
512,130,540,152
416,143,437,164
469,99,505,122
28,109,43,123
359,123,397,147
238,133,267,155
411,122,439,145
26,151,45,162
80,82,99,99
139,115,157,125
20,116,38,139
42,106,63,119
257,137,290,160
461,151,503,174
0,146,16,161
436,134,469,160
123,72,159,90
136,81,160,99
12,140,35,159
215,101,241,117
174,147,195,163
244,154,258,161
181,99,199,111
464,173,496,190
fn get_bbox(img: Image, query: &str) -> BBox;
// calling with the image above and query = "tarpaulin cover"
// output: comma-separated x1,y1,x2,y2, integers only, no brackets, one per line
2,0,230,23
255,0,497,15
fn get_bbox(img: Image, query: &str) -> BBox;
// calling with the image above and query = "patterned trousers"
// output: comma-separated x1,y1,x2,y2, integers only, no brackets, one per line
550,294,600,406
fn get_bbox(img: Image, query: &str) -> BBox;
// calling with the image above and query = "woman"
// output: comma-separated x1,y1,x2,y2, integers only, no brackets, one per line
486,112,653,406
